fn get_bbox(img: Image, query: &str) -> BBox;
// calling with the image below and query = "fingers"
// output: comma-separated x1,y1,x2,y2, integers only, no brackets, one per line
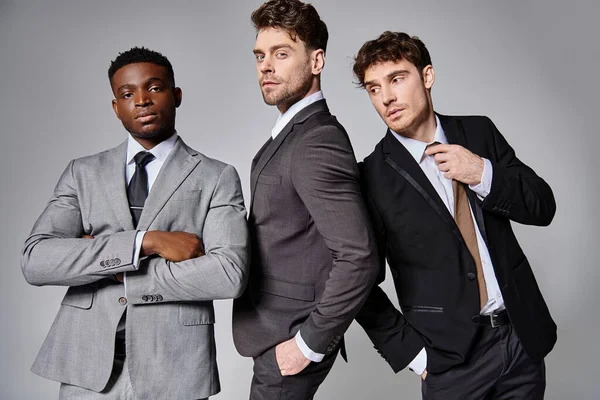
424,143,453,156
82,235,94,239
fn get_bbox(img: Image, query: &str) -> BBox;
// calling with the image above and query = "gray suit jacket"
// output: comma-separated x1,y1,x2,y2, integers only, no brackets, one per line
232,100,379,359
22,137,249,399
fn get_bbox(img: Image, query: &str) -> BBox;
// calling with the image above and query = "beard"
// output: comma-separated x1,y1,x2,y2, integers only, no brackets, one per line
260,64,313,111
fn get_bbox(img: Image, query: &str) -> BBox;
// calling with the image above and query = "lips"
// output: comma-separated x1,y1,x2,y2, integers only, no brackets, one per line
387,108,404,118
135,112,158,123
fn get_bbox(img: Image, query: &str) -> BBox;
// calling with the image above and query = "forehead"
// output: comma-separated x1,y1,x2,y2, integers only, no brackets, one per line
364,59,418,82
111,62,169,87
255,27,303,50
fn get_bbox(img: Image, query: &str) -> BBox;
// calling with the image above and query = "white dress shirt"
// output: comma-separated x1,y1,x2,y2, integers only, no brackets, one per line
269,90,327,362
390,116,505,375
123,132,178,292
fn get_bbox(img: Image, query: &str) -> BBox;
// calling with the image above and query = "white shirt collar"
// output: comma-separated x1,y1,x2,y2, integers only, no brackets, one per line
271,91,324,139
126,132,178,165
390,115,448,163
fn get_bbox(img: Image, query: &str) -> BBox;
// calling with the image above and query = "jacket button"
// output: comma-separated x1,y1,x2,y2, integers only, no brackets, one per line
149,295,156,301
115,258,121,265
118,297,127,305
471,315,481,323
142,295,149,302
156,295,163,301
100,260,105,267
467,272,476,280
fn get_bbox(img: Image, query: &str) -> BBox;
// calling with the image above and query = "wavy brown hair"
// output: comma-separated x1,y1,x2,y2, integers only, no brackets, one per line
353,31,432,87
251,0,328,53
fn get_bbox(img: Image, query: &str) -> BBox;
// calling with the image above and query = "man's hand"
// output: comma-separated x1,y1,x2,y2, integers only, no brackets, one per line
275,337,311,376
421,370,428,381
425,144,484,185
141,231,205,262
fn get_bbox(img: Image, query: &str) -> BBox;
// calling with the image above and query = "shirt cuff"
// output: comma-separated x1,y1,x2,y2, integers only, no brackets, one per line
408,347,427,375
295,331,325,362
132,231,147,269
469,158,493,199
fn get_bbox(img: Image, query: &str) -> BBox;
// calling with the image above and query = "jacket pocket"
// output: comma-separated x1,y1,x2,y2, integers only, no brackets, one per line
259,276,315,302
178,302,215,326
401,305,444,313
61,285,94,309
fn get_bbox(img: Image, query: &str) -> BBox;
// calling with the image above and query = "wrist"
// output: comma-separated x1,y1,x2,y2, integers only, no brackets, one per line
141,231,161,256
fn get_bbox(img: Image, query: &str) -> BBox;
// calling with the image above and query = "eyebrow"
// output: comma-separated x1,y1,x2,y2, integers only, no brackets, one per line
253,44,293,54
117,77,166,92
364,69,410,87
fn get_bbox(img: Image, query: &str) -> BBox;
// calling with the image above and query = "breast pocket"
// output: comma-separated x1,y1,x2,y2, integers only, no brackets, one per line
179,302,215,326
170,189,202,202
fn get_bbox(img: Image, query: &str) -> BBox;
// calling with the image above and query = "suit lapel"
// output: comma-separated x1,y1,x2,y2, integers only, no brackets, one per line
438,114,489,246
99,141,135,231
382,131,463,242
250,99,329,212
136,137,201,230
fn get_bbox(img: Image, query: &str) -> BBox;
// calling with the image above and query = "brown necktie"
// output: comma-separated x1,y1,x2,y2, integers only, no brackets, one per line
425,141,488,308
453,180,488,308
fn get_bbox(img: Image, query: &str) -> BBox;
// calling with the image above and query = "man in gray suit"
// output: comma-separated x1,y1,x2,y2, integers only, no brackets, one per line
21,47,249,399
232,1,379,399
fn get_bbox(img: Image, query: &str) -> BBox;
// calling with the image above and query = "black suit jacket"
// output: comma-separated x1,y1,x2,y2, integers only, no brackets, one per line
356,114,557,374
233,100,379,358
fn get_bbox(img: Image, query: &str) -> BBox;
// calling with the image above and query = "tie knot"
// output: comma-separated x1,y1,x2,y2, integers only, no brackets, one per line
134,151,155,167
425,141,442,150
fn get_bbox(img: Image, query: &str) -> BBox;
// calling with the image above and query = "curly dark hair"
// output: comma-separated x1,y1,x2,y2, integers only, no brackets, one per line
108,46,175,85
251,0,328,53
353,31,432,87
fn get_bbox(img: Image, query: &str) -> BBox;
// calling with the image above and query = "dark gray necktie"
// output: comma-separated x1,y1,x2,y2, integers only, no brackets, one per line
127,151,155,227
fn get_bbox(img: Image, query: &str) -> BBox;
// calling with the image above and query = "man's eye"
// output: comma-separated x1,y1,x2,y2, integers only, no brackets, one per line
255,54,264,61
149,87,162,92
122,93,133,99
275,52,287,58
369,87,380,95
392,76,404,83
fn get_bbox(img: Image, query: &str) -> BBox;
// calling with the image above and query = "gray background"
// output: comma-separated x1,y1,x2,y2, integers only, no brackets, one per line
0,0,597,398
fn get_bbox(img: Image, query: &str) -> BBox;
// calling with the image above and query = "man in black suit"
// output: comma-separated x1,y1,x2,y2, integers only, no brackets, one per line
232,1,379,399
353,31,556,399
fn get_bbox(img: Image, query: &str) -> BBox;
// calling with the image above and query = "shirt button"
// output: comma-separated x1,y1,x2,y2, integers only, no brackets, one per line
467,272,476,280
118,297,127,305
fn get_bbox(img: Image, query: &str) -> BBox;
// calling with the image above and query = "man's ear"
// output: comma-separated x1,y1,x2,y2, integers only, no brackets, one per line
173,87,182,108
311,49,325,76
423,65,435,90
111,99,121,120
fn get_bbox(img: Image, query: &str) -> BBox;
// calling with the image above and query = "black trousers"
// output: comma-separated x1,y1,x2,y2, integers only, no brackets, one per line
249,346,338,400
422,323,546,400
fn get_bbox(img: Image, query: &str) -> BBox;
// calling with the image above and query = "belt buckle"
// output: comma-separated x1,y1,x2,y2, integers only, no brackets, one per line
490,313,500,328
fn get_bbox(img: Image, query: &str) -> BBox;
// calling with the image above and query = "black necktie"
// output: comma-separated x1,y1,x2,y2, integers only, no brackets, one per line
127,151,155,227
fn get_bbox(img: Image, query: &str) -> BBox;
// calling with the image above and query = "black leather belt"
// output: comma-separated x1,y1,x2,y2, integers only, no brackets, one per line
114,337,126,360
480,310,510,328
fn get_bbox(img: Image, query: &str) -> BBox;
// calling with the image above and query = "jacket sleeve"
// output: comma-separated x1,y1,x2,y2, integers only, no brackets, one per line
354,174,426,373
21,160,138,287
481,117,556,226
125,164,249,303
290,125,380,354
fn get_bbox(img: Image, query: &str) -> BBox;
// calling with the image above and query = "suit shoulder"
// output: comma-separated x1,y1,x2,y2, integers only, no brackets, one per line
361,139,385,172
187,148,239,178
70,143,125,169
439,114,493,127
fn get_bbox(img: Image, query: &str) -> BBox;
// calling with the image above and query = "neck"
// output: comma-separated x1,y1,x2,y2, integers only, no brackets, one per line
408,111,437,143
276,79,321,114
131,128,175,150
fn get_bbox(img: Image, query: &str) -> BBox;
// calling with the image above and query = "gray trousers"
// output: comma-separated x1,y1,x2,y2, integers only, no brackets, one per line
59,357,208,400
249,346,338,400
421,324,546,400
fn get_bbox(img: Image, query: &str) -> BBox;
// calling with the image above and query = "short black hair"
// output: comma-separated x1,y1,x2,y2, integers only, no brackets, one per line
108,46,175,85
